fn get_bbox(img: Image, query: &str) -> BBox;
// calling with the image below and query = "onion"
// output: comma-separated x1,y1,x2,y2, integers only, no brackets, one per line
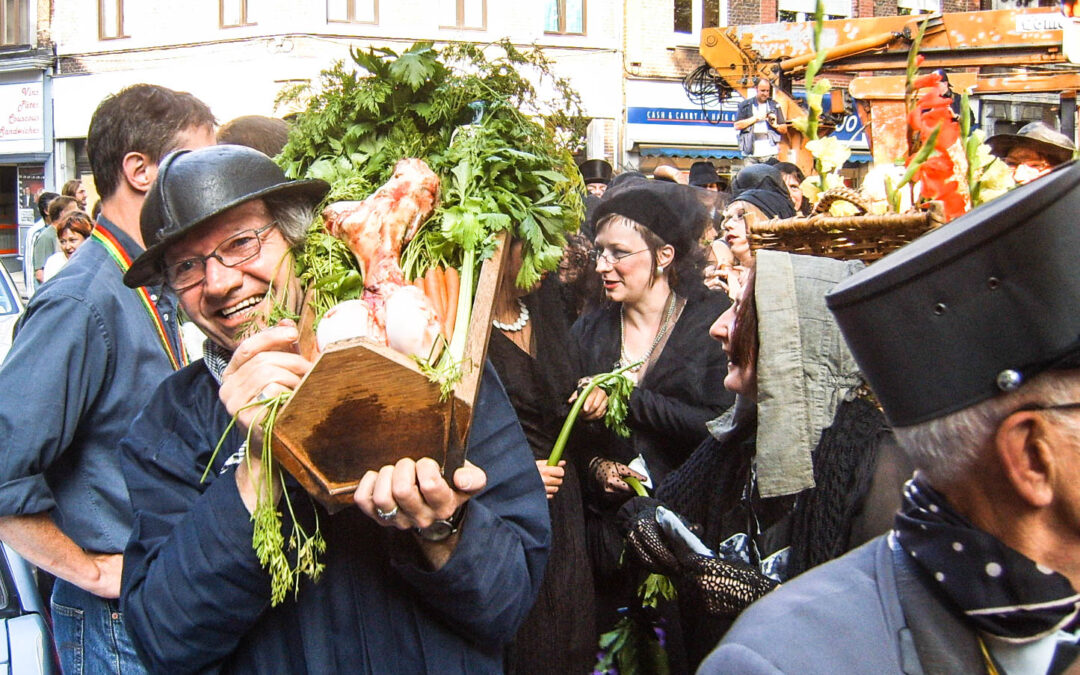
384,285,442,358
316,299,383,351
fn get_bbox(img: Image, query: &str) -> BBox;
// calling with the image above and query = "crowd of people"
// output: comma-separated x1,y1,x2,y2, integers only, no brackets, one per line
0,80,1078,675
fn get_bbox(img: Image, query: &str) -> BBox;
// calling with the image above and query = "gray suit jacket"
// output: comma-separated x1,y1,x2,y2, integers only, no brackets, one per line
698,535,986,674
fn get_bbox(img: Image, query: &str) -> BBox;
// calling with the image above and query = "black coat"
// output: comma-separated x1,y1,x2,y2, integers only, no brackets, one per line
569,291,734,485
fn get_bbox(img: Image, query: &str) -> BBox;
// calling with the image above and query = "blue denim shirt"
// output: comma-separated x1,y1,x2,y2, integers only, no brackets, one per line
0,216,184,553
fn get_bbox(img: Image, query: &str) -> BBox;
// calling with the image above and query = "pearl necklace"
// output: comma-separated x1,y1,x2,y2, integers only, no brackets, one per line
493,298,530,332
617,292,677,373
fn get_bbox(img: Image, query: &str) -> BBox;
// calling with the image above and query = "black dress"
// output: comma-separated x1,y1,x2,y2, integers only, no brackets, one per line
568,290,735,661
490,283,597,675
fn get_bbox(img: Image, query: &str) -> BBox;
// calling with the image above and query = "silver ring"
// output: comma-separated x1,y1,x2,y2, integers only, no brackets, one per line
376,506,399,521
255,391,270,403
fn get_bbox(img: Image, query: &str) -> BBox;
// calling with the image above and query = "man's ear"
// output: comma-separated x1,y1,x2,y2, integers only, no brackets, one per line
120,151,157,195
994,411,1055,508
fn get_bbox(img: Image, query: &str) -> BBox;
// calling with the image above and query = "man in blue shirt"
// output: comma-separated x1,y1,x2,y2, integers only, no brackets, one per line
0,84,215,674
118,145,549,673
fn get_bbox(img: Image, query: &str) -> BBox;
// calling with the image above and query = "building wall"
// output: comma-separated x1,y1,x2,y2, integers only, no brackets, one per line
49,0,624,161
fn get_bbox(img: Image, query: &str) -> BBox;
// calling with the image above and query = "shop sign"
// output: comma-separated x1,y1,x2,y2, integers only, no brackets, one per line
0,81,44,154
627,107,738,126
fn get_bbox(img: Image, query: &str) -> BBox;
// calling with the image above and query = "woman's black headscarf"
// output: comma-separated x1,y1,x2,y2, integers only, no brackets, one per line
731,164,796,219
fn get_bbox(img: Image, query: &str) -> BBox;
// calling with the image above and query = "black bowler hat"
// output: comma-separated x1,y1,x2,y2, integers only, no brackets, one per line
125,145,329,288
826,161,1080,427
688,161,720,187
592,179,706,260
578,159,613,185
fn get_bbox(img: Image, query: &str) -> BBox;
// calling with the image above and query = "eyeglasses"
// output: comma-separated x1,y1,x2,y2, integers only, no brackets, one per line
588,248,650,266
165,222,277,291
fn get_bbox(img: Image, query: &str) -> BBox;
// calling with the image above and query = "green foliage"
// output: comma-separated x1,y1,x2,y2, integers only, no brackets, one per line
599,369,636,439
547,361,642,466
277,39,586,321
203,394,326,606
640,573,677,609
294,228,365,327
593,574,675,674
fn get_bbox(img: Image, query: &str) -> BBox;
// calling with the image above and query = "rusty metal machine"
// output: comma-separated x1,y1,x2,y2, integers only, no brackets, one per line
695,7,1079,167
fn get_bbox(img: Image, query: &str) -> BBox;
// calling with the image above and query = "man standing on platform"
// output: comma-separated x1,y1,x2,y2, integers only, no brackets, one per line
734,78,787,165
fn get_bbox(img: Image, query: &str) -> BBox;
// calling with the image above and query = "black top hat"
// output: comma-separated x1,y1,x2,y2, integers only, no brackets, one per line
591,179,706,260
826,161,1080,427
688,161,720,187
125,145,329,288
578,159,613,185
987,122,1075,166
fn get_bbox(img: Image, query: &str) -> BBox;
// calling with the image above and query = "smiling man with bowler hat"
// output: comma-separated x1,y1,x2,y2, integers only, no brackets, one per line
117,145,549,673
700,162,1080,674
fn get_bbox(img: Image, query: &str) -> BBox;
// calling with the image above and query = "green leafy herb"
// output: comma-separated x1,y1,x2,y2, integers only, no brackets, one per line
205,394,326,606
279,41,585,387
548,362,641,466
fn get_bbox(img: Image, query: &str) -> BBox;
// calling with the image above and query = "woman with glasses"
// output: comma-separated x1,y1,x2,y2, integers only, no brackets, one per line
567,180,734,653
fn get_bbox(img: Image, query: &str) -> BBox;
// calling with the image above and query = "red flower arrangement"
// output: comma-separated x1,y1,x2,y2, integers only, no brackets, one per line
904,71,967,220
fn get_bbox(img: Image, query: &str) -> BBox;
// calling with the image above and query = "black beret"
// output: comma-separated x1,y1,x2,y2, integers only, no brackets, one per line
826,161,1080,427
592,179,706,259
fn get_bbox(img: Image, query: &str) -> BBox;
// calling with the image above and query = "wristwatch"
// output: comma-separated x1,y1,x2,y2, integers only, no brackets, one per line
415,504,467,543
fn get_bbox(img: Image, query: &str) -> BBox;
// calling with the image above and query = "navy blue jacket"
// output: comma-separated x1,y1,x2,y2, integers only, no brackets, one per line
120,360,550,674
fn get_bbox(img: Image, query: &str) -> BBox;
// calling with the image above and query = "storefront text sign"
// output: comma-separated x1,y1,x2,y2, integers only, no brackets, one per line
0,81,44,154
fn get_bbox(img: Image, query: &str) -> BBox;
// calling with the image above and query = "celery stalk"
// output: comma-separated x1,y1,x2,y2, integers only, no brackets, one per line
547,361,641,466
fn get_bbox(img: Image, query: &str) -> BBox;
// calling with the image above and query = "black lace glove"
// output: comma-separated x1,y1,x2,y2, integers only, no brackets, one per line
619,499,779,617
589,456,644,501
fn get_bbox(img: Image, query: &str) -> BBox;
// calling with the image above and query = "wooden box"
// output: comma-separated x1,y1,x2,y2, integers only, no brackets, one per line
271,233,509,512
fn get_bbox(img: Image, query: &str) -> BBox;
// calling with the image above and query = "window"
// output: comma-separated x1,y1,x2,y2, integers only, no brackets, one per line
2,0,34,44
777,0,848,22
674,0,720,37
221,0,254,28
545,0,584,34
439,0,486,29
328,0,377,23
897,0,940,13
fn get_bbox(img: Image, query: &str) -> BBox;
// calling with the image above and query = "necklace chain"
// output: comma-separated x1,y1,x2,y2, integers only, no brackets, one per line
492,298,530,332
618,293,677,373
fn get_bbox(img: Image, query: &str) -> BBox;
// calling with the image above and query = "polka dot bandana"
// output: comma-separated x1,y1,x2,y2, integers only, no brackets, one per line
894,476,1080,642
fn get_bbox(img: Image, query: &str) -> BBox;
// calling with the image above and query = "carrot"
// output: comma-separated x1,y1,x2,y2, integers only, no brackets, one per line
424,267,446,332
443,266,460,344
433,267,450,337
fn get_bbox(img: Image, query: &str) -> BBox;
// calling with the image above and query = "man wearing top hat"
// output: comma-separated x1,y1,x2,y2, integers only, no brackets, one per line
579,158,613,198
988,121,1075,185
699,162,1080,674
117,145,549,672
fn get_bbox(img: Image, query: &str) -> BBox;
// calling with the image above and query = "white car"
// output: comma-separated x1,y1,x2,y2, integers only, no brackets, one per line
0,264,25,363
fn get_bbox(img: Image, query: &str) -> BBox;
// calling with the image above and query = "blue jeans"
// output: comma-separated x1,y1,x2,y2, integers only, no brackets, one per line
50,579,147,675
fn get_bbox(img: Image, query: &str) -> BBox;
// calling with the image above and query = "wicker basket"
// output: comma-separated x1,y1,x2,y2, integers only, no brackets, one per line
746,188,944,263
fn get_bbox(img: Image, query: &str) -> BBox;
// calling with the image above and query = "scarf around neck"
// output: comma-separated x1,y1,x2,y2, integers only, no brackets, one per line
894,476,1080,643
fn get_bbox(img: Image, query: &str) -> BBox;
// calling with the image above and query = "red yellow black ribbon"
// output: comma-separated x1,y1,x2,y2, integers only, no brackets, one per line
91,227,187,371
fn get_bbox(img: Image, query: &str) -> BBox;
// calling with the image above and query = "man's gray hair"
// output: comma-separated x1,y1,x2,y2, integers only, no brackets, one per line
265,194,320,248
893,369,1080,485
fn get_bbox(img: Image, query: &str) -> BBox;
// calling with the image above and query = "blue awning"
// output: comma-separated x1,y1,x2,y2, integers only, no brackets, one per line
845,152,873,165
639,146,743,159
